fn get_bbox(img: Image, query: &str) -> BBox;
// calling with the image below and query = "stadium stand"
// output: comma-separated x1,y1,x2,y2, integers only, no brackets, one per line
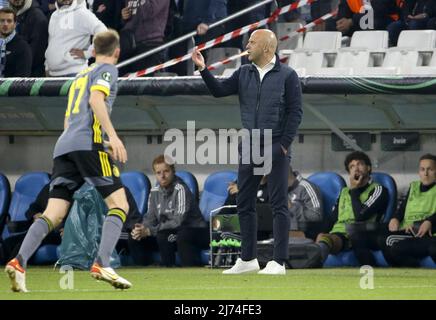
307,171,346,220
120,171,151,216
0,172,58,264
362,30,436,75
316,30,389,75
276,22,304,52
371,172,397,224
307,172,354,267
206,47,242,76
0,173,11,235
199,171,238,222
176,170,200,201
1,172,50,241
287,31,342,76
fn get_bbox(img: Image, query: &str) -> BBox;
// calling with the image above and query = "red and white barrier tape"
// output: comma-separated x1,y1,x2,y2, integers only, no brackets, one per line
126,0,317,78
195,10,338,75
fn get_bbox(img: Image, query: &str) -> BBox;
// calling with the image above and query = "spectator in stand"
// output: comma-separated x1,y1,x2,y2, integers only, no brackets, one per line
45,0,106,77
388,0,435,46
119,0,170,76
0,7,32,77
426,0,436,29
8,0,48,76
92,0,121,30
277,0,303,23
326,0,400,37
226,0,266,50
168,0,228,76
130,155,209,267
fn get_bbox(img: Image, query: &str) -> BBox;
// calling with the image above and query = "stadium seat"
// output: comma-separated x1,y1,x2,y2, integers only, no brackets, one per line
307,171,346,219
0,173,11,234
32,244,59,265
0,172,56,264
176,170,199,201
206,47,241,76
316,31,388,76
199,171,237,221
288,31,342,76
276,22,304,51
120,171,151,215
420,256,436,268
364,30,436,75
2,172,50,241
371,172,397,223
366,172,398,267
307,172,350,267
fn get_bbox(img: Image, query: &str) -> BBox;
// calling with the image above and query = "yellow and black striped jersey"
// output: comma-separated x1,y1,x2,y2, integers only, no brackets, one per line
53,63,118,158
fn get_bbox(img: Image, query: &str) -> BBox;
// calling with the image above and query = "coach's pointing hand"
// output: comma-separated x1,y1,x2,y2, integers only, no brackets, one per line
192,48,206,71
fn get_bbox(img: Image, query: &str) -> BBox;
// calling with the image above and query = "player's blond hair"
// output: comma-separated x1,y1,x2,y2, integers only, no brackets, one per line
94,29,120,56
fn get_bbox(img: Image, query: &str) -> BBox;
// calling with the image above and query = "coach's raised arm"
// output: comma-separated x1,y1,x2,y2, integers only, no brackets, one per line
192,29,303,275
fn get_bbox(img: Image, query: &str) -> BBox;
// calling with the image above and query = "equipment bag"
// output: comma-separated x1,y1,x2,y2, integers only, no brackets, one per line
257,238,323,269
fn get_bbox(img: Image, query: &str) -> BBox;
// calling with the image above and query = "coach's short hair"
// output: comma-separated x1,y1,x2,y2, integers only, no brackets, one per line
344,151,372,173
419,153,436,164
152,155,175,173
93,29,120,56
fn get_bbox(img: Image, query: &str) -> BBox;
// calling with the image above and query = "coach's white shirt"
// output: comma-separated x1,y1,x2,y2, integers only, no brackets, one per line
253,55,276,82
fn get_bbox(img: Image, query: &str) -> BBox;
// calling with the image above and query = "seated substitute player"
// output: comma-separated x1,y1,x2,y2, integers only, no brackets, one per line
5,29,132,292
381,154,436,267
315,151,389,265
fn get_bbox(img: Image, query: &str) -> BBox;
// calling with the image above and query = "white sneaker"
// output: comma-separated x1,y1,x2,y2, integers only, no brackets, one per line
90,263,132,289
222,258,260,274
5,258,28,293
258,260,286,275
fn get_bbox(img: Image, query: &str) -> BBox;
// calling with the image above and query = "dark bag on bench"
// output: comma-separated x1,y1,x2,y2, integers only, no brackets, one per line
257,239,323,269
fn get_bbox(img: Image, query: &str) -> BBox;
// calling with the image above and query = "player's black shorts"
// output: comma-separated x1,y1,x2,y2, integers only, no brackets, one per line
49,150,123,202
331,232,350,251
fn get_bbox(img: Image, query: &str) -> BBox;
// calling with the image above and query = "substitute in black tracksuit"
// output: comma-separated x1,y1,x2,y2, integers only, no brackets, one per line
193,29,302,274
380,154,436,267
130,155,209,267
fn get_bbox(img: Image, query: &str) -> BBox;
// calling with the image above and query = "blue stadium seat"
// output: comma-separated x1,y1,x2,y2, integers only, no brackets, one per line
0,172,56,265
321,172,398,267
307,172,348,267
0,173,11,234
176,171,199,201
2,172,50,240
199,171,237,221
372,250,389,267
369,172,398,267
32,244,59,265
420,256,436,268
371,172,397,223
307,172,346,218
120,171,151,215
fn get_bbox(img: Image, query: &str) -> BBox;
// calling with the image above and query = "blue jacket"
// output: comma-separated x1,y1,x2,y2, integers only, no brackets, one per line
200,56,303,149
182,0,227,32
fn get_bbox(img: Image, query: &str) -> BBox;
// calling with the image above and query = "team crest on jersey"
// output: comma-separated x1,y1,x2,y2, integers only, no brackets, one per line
112,165,120,177
102,72,112,82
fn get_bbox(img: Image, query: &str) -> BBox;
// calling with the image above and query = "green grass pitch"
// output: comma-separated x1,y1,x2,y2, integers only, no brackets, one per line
1,267,436,300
